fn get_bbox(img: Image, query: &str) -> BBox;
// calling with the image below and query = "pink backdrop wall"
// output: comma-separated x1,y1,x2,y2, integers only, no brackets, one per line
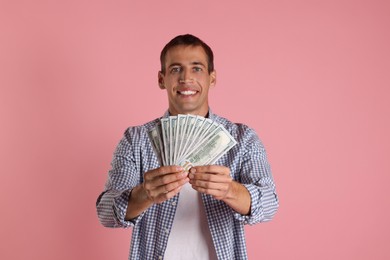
1,0,389,259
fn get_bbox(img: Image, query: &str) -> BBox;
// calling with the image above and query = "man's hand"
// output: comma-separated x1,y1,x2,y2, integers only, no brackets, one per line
188,165,251,215
125,166,188,220
188,165,233,200
143,165,189,204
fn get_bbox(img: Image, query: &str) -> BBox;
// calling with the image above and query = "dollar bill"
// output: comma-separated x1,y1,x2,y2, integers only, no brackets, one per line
169,116,176,164
148,114,237,170
179,116,207,160
160,118,170,165
177,114,196,160
175,115,187,164
178,124,236,171
148,124,163,166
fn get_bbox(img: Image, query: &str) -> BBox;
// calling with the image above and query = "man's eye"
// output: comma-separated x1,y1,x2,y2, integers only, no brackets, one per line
170,67,181,73
193,67,202,72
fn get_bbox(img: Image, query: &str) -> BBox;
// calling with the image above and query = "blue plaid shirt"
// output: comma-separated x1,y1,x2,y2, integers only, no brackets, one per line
96,110,279,260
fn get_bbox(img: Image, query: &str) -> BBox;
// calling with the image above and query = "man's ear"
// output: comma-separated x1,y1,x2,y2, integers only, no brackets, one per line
209,70,217,88
158,71,165,89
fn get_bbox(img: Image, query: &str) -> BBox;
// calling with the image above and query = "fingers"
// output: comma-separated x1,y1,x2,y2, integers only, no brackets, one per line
149,178,188,204
189,165,231,176
142,165,233,203
143,166,189,204
144,166,186,187
144,165,184,181
149,175,188,194
188,165,231,182
189,176,232,200
188,165,233,200
189,173,231,190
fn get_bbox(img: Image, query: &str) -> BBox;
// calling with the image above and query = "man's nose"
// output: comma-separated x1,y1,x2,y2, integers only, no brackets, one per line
179,69,193,83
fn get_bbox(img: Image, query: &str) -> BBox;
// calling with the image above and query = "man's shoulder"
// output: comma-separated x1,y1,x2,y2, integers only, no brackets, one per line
212,113,263,149
121,117,161,141
213,113,253,133
124,117,161,131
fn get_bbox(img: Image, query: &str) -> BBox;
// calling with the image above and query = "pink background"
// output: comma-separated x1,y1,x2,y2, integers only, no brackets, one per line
1,0,389,259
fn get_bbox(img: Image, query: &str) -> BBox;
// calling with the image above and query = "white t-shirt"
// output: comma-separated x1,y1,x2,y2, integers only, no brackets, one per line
164,183,218,260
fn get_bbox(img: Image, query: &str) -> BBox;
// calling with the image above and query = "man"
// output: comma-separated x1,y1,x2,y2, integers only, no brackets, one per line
96,34,278,259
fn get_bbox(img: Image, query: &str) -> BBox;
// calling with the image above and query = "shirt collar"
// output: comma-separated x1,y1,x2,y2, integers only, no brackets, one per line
162,108,215,120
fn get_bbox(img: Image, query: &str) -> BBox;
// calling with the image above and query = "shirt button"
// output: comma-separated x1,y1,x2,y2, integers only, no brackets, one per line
171,201,177,206
165,228,169,234
159,256,163,260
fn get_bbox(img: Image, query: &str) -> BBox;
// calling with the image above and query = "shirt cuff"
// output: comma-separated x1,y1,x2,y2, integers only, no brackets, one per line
232,184,260,225
112,189,135,228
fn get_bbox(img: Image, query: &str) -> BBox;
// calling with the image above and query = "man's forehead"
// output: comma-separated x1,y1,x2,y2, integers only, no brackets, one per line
165,45,208,65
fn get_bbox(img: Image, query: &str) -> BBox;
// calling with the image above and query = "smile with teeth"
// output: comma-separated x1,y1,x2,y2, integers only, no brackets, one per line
178,90,197,96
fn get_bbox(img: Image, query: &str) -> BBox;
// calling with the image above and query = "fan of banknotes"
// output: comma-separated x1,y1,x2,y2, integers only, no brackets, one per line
148,114,237,172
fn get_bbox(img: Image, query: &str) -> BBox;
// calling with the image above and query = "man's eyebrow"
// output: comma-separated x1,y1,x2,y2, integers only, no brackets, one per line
191,61,206,67
168,63,182,68
168,61,206,68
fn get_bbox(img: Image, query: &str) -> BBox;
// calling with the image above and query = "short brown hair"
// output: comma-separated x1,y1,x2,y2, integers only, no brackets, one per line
160,34,214,74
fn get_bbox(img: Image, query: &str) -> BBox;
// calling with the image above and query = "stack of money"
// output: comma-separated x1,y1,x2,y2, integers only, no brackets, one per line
148,114,237,172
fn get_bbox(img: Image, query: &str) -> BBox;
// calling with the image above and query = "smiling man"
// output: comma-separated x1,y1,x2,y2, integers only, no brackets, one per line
96,34,279,260
158,43,215,117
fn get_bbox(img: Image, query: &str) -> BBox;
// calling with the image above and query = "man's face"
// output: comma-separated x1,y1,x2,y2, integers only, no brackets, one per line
158,45,216,117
